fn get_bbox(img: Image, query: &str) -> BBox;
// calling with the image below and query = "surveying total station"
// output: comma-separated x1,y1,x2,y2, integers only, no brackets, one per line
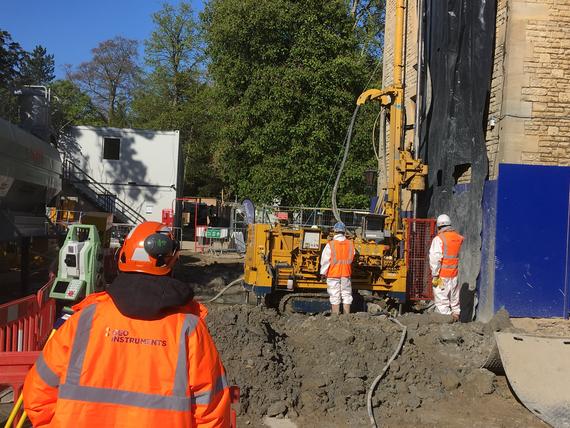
49,224,104,302
49,212,114,305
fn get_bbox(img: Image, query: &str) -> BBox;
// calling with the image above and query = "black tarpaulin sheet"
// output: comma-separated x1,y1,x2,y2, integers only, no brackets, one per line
420,0,496,294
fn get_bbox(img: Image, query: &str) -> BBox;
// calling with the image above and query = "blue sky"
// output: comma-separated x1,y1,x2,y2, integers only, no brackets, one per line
0,0,204,78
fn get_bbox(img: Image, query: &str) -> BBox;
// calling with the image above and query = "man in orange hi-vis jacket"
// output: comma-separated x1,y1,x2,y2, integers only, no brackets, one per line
23,221,230,427
320,222,355,315
429,214,464,321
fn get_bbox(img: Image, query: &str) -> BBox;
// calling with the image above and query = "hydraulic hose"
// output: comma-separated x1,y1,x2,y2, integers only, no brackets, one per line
367,315,407,428
332,105,360,223
207,277,244,303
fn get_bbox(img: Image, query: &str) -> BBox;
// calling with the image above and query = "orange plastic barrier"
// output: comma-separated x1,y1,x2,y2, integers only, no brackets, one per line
0,281,56,353
0,281,55,426
0,350,40,425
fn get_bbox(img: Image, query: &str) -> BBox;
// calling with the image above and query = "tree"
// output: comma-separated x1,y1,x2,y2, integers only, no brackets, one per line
0,29,27,121
131,2,224,197
50,80,103,134
202,0,377,207
350,0,386,59
21,45,55,85
67,37,140,126
50,79,105,158
145,1,201,106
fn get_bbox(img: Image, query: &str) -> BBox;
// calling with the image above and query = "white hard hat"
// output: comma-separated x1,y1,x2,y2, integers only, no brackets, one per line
436,214,451,228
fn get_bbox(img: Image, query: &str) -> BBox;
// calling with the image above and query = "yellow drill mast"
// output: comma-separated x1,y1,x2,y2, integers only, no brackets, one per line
357,0,427,238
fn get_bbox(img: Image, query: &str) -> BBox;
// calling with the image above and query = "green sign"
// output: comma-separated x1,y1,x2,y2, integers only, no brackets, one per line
205,228,222,238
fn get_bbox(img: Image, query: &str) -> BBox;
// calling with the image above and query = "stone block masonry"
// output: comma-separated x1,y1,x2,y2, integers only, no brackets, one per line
498,0,570,170
382,0,570,179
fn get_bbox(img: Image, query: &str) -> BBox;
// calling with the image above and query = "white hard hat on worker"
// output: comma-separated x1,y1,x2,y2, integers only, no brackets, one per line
436,214,451,228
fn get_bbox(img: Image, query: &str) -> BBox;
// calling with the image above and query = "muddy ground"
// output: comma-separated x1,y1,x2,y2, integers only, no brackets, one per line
177,251,551,427
0,251,559,427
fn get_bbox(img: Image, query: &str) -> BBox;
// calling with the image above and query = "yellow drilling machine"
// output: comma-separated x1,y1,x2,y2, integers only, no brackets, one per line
243,0,430,311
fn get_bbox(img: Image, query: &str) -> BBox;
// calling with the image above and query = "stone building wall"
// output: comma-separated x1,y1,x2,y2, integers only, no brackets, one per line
382,0,570,179
498,0,570,169
381,0,418,140
486,0,508,180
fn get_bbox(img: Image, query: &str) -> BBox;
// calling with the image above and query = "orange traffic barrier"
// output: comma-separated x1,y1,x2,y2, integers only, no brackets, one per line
0,281,55,353
0,281,56,426
0,295,38,353
0,351,40,427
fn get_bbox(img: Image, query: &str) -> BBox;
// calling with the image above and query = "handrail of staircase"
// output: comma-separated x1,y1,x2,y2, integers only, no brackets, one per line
63,159,146,224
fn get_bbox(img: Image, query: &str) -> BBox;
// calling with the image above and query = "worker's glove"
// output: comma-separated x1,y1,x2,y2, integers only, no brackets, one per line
432,276,443,288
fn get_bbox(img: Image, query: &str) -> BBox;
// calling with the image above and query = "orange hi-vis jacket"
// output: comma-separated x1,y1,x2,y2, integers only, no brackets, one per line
438,229,464,278
23,292,230,427
327,239,355,278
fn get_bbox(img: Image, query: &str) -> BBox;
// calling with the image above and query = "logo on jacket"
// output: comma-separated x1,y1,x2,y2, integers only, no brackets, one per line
104,327,167,347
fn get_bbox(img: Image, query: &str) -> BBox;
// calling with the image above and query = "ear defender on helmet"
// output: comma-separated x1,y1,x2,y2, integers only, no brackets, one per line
144,233,174,258
118,222,180,275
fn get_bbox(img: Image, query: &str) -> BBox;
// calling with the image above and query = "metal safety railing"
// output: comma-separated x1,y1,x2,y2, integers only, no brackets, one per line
63,159,146,225
193,226,248,255
256,205,369,230
405,218,437,301
46,209,138,245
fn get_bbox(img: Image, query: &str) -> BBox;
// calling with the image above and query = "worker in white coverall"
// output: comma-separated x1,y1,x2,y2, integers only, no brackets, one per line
320,222,355,315
429,214,464,321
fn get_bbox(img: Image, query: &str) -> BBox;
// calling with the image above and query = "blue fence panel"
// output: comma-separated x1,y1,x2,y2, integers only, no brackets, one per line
494,163,570,317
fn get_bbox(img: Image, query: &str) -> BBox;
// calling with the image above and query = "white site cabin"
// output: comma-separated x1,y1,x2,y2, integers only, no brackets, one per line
63,126,181,223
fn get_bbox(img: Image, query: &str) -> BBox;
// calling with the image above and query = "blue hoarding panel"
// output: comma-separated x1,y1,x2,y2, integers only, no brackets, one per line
495,163,570,317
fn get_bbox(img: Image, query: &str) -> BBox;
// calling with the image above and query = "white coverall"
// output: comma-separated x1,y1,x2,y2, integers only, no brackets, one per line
320,234,355,305
429,230,460,315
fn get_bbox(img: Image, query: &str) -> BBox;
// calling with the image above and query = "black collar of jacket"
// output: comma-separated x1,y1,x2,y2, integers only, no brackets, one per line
107,273,195,320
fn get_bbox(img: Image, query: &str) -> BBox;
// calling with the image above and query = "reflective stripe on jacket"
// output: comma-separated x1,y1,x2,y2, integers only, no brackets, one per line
327,239,354,278
23,292,230,427
438,230,464,278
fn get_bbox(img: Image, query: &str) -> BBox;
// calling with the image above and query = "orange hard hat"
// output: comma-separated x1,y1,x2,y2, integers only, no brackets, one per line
118,221,180,275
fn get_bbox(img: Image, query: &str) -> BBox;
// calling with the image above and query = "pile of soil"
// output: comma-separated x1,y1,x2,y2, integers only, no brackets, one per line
205,304,546,427
177,252,545,427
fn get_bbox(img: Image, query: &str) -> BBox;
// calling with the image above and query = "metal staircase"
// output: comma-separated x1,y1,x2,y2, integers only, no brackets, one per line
62,159,146,225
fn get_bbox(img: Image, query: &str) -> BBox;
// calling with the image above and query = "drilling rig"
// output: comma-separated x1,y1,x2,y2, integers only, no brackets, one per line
243,0,429,310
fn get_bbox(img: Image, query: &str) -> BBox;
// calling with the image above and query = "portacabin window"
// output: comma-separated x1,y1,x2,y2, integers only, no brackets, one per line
103,137,121,160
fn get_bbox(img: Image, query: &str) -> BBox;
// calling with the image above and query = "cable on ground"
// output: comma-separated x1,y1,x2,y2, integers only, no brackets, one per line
366,314,407,428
